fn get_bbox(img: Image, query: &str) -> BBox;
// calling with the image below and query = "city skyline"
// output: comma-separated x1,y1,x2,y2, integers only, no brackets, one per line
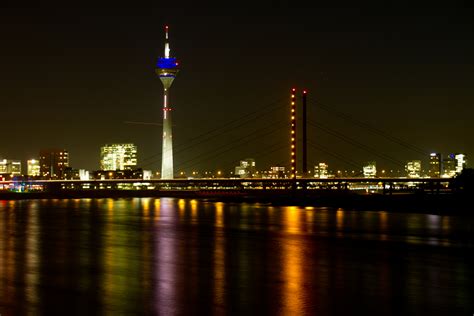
0,146,467,179
1,4,473,172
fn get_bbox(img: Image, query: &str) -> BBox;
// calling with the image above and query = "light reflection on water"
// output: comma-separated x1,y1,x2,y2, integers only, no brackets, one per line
0,198,472,315
25,202,40,312
213,202,226,313
154,199,178,315
282,207,305,314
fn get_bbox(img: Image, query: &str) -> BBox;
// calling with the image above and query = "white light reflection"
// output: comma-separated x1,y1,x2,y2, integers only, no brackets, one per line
154,198,177,314
25,201,40,311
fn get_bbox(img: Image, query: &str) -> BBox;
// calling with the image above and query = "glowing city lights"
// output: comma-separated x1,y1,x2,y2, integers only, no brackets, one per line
290,88,297,180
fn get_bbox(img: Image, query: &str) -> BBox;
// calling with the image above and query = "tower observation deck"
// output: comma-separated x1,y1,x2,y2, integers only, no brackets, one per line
156,25,179,179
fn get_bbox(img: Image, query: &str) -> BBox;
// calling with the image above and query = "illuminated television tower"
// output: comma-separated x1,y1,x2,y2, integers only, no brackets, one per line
156,25,179,179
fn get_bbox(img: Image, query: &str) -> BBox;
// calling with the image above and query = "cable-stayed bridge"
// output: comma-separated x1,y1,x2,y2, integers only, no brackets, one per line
137,89,430,177
1,178,453,198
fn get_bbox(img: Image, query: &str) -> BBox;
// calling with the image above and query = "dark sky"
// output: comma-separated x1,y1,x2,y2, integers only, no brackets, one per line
1,3,473,173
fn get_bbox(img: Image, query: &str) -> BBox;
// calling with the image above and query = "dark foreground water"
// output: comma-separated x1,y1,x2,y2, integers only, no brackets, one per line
0,198,473,315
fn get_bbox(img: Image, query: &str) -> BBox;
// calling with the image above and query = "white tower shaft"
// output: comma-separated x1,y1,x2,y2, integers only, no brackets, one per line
161,86,173,179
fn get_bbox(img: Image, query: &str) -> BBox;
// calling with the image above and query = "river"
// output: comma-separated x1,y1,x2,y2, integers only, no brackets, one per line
0,198,472,315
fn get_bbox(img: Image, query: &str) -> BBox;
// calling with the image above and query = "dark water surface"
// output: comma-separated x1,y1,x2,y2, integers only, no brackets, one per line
0,198,473,315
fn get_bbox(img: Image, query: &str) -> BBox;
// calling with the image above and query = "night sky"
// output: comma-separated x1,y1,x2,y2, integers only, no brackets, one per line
1,4,473,173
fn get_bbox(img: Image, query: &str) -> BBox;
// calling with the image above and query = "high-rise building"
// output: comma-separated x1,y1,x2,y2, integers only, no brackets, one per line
440,153,466,177
363,161,377,178
100,144,137,171
235,159,256,178
27,159,41,177
442,156,456,178
0,159,21,177
0,159,9,174
39,149,69,179
314,163,329,178
428,153,441,178
156,25,179,179
405,160,421,178
454,153,466,174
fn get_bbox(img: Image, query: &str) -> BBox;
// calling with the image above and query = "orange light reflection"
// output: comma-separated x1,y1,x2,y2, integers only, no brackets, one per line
282,206,305,314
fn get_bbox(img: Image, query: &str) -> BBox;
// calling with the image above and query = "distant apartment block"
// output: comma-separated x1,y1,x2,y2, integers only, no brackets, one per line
428,153,442,178
454,153,466,174
442,156,456,178
363,161,376,178
234,158,256,178
405,160,421,178
40,149,69,179
27,159,41,177
267,166,285,179
0,159,22,177
314,163,329,178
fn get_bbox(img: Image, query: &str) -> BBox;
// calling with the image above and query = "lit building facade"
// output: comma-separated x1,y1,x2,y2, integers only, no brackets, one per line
428,153,441,178
156,25,179,179
440,153,466,177
442,156,456,178
93,169,143,180
79,169,90,180
363,161,377,178
268,166,285,179
40,149,69,179
314,163,329,178
405,160,421,178
143,170,152,180
27,159,41,177
100,144,137,171
454,153,466,174
0,159,21,177
235,159,256,178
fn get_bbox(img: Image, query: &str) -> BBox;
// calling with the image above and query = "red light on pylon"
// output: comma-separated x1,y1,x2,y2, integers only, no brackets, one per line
303,90,307,94
292,88,296,92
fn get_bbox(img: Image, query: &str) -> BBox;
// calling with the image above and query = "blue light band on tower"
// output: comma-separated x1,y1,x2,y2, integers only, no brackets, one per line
157,57,179,70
